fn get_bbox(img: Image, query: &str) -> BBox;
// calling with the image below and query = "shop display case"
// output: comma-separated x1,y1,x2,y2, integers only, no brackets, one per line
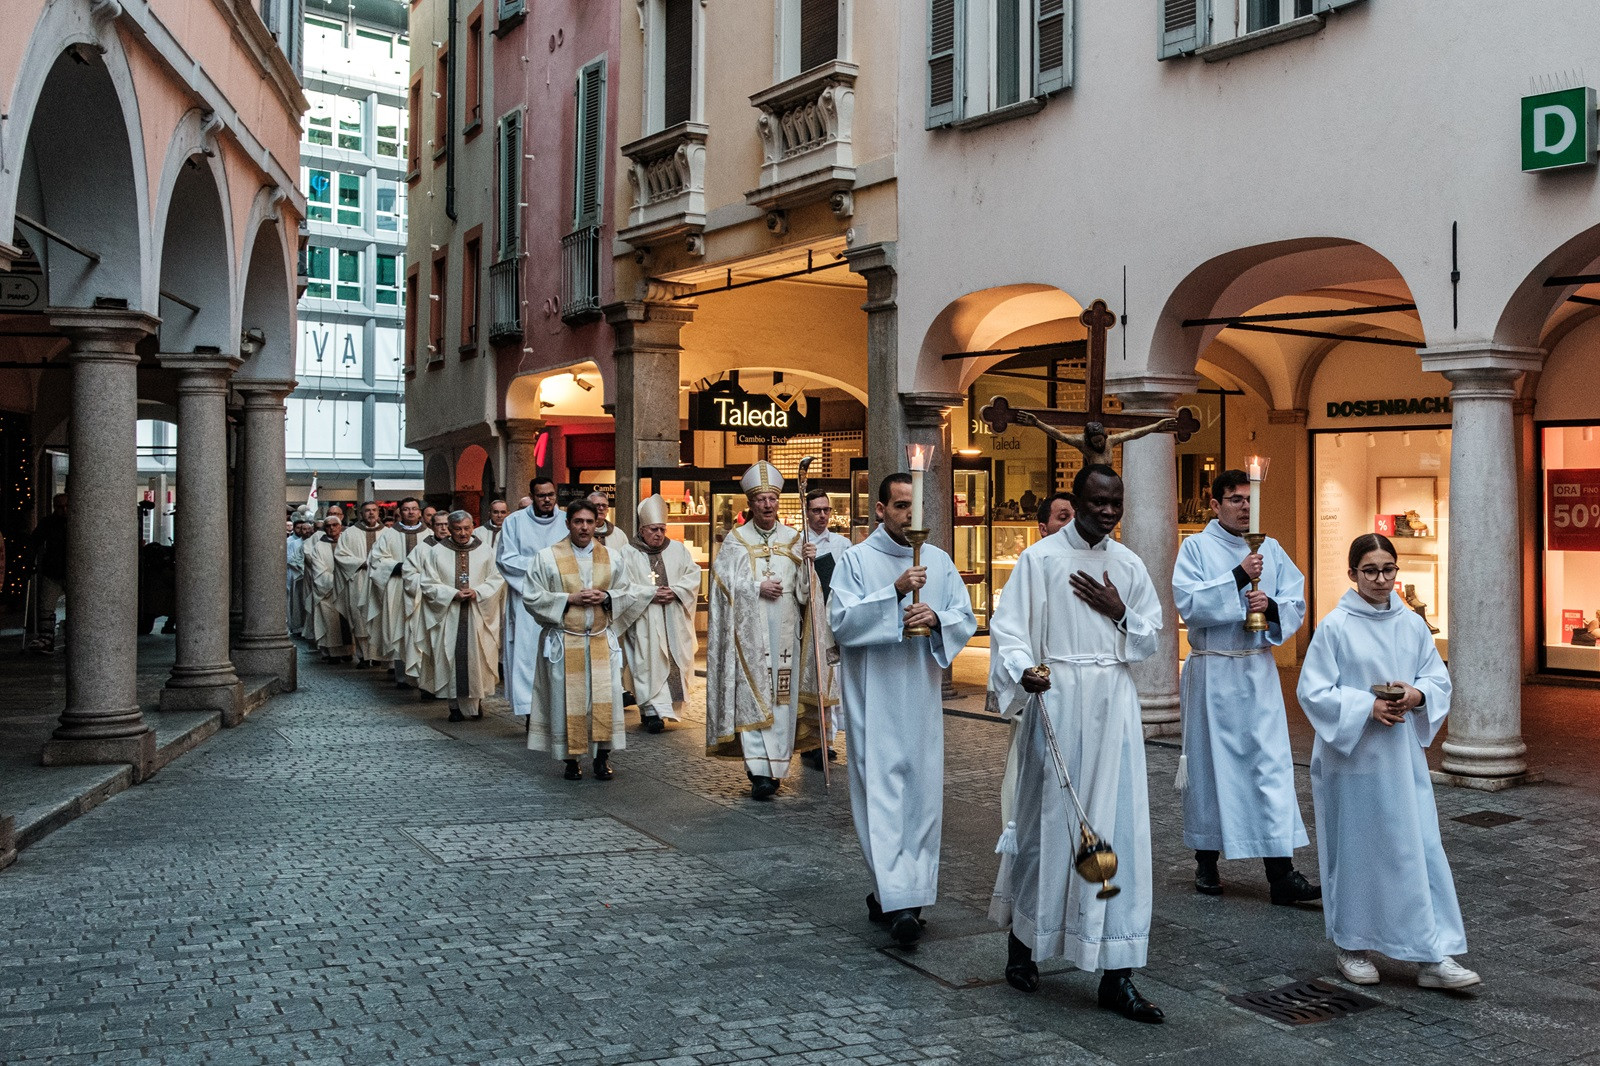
849,458,872,543
952,456,993,631
991,521,1040,616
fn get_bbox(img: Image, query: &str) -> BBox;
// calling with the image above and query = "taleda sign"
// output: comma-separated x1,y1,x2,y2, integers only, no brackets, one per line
1522,87,1597,172
690,379,820,439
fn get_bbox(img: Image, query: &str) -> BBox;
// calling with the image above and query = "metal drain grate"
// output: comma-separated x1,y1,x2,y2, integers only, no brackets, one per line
1453,809,1522,828
1226,979,1382,1025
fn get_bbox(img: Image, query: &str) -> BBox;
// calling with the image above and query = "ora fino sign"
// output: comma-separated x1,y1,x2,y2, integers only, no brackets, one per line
1522,87,1597,172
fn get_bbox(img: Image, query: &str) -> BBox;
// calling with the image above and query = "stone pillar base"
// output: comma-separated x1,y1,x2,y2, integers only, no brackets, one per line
0,815,15,872
42,729,157,783
231,640,297,692
1140,696,1181,739
1429,769,1544,792
160,672,245,725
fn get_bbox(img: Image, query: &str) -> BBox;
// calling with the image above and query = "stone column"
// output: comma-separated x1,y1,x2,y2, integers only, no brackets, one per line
230,378,298,692
159,355,245,723
844,243,905,500
41,309,159,779
604,283,696,540
502,417,544,505
1420,344,1543,790
1113,382,1194,737
902,393,965,555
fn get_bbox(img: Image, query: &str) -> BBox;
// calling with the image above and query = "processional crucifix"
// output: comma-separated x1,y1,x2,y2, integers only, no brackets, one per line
979,299,1200,465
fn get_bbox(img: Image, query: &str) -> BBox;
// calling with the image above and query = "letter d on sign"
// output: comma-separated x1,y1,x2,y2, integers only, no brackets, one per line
1534,105,1577,156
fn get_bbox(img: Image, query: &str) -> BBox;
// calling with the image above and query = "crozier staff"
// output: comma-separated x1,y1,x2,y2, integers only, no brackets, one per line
988,464,1165,1024
1296,533,1478,991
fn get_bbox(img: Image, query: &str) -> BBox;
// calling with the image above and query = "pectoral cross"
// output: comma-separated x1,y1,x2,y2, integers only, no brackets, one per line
980,299,1201,466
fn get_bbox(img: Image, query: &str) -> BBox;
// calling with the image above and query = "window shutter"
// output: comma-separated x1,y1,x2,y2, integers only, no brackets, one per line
497,0,525,23
926,0,963,129
1034,0,1070,96
663,0,693,127
497,112,521,258
573,59,606,228
1157,0,1209,59
799,0,839,72
1313,0,1363,11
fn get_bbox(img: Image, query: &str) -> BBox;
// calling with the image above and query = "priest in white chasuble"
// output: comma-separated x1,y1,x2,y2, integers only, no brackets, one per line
305,512,351,662
618,494,702,734
1173,468,1317,904
988,464,1166,1025
414,511,505,721
524,499,651,780
367,496,428,685
335,501,385,666
829,473,977,947
497,478,567,717
706,461,826,801
400,513,452,686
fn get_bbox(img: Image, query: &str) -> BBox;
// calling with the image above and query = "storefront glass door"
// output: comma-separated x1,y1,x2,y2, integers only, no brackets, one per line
1539,423,1600,676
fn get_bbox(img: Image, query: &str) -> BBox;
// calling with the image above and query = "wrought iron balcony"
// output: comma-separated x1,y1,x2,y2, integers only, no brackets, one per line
560,226,602,323
488,256,522,342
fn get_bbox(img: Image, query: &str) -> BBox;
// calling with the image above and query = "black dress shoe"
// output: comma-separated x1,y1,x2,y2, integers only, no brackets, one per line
643,714,665,734
593,755,614,781
447,707,465,722
1269,869,1323,906
866,892,888,925
800,748,826,771
1005,934,1041,993
1098,973,1165,1024
750,776,779,801
563,760,583,781
1195,862,1223,896
889,911,923,947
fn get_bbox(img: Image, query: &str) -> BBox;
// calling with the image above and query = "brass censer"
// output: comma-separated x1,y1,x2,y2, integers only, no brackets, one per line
1031,664,1121,900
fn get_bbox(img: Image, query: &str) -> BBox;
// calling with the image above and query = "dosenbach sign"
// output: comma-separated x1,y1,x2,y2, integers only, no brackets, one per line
690,379,820,439
1522,86,1597,172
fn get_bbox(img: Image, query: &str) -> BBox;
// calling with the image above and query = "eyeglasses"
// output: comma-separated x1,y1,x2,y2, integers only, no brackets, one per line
1218,494,1250,505
807,505,832,513
1357,566,1399,580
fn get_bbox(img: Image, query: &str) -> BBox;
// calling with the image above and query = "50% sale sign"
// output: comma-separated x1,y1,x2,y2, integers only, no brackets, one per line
1548,469,1600,551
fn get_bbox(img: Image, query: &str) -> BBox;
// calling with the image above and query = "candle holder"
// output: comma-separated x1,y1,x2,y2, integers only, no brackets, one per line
903,528,932,638
1244,531,1269,633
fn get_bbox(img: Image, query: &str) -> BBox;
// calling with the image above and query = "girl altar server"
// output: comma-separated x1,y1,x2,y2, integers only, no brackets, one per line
1296,533,1479,990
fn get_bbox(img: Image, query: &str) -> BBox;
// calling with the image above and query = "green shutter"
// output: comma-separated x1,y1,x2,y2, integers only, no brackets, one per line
1157,0,1208,58
926,0,963,128
574,58,606,228
1034,0,1070,96
497,111,521,258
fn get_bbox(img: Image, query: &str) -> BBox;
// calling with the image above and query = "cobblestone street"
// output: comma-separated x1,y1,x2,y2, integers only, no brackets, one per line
2,647,1598,1065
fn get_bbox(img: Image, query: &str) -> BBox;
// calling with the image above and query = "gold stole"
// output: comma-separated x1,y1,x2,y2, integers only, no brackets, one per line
551,540,612,756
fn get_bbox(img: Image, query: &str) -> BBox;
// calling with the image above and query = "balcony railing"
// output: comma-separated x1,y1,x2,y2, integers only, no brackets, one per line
488,256,522,342
618,121,709,252
745,60,858,215
560,227,601,323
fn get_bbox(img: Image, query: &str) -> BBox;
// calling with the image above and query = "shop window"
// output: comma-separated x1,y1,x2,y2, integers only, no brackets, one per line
376,102,405,159
306,168,333,222
376,253,402,306
1540,424,1600,675
336,248,362,303
304,244,332,298
1311,428,1452,654
337,173,362,227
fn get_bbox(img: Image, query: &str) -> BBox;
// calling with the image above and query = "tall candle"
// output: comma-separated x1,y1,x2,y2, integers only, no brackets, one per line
1246,455,1263,534
907,443,930,529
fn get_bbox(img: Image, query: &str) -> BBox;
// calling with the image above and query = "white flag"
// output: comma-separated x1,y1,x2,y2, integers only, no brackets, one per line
307,475,318,507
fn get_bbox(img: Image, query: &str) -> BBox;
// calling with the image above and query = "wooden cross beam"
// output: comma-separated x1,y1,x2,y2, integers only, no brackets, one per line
979,298,1200,442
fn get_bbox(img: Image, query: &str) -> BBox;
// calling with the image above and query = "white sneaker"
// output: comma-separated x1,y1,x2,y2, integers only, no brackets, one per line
1336,950,1379,985
1417,957,1480,990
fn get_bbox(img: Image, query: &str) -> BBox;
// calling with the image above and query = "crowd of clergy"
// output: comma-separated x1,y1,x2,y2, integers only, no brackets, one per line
280,458,1480,1024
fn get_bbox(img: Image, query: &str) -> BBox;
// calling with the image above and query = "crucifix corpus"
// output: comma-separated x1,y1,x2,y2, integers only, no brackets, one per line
979,299,1200,466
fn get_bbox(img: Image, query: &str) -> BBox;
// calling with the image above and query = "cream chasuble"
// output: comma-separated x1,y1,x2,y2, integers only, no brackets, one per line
367,523,425,663
413,537,505,714
618,536,702,721
305,533,350,657
334,522,381,660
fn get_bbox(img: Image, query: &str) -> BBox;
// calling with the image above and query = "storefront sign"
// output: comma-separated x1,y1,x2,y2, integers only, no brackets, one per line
690,380,820,439
1548,468,1600,551
1562,608,1586,642
1522,87,1597,172
1325,396,1451,419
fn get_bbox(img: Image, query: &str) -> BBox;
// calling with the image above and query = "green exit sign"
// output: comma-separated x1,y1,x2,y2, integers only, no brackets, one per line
1522,87,1597,171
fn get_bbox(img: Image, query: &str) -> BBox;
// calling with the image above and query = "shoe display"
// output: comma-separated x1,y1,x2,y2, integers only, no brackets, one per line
889,910,923,947
1269,869,1322,906
1097,972,1165,1024
1336,950,1379,985
1417,957,1480,990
